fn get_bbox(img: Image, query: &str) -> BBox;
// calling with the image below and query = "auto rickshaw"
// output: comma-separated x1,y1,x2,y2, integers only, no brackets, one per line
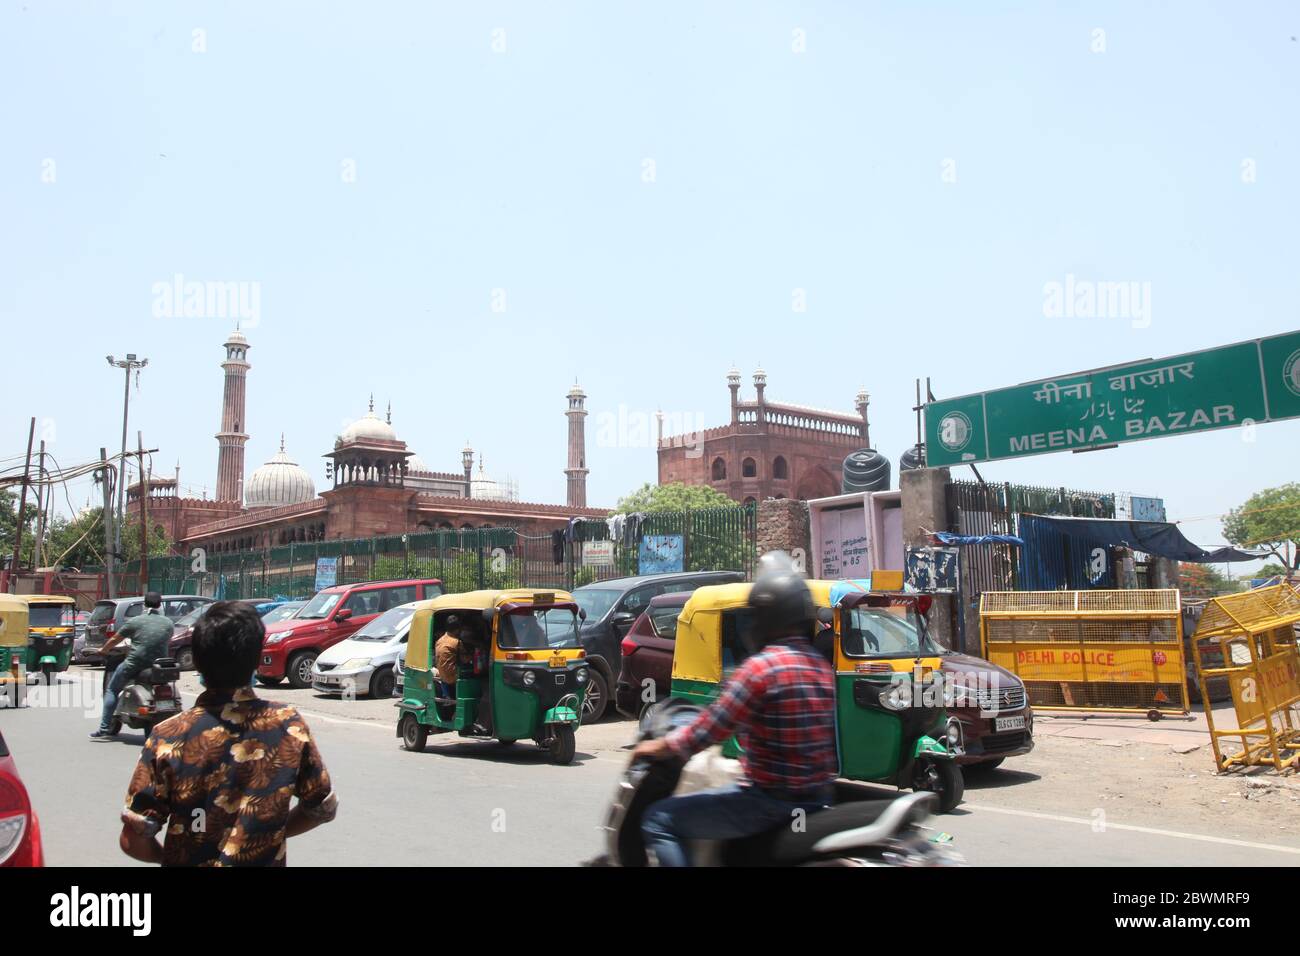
0,596,29,706
668,576,964,811
397,589,589,765
19,594,76,682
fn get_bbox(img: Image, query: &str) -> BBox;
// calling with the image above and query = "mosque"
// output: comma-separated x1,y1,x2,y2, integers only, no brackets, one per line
126,329,605,555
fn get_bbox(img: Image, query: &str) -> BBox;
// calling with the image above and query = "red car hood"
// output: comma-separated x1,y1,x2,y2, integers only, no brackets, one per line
938,650,1019,681
264,618,325,638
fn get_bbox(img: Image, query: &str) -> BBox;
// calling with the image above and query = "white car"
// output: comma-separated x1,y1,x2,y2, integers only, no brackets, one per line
310,602,416,698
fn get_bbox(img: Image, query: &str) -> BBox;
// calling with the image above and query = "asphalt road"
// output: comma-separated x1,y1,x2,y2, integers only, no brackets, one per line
3,667,1299,867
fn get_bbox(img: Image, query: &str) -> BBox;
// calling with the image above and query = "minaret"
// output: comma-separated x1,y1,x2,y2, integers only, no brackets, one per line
856,388,871,445
753,366,767,426
462,442,474,498
727,366,741,424
565,381,589,508
215,328,250,503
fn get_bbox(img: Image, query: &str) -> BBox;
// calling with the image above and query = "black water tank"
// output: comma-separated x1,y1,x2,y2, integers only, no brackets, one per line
842,449,891,493
899,445,925,473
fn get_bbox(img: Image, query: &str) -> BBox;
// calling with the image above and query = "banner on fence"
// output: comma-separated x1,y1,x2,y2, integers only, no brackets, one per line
315,557,338,590
639,535,684,574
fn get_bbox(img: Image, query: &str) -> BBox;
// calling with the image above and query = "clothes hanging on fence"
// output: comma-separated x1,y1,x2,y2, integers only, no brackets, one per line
606,514,625,544
622,513,646,548
551,530,565,564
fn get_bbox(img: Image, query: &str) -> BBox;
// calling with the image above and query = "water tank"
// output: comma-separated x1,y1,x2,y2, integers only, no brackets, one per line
842,449,890,493
899,445,925,473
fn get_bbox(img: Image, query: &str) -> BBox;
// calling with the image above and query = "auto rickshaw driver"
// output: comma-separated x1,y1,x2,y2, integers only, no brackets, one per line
632,551,838,867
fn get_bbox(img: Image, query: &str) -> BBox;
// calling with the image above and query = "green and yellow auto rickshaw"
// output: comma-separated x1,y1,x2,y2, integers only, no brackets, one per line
668,576,964,811
0,596,29,706
397,589,590,765
20,594,76,682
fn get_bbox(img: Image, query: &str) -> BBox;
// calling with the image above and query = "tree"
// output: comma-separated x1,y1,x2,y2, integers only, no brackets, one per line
0,487,37,569
1223,484,1300,572
1256,561,1291,580
612,482,737,514
1178,563,1235,600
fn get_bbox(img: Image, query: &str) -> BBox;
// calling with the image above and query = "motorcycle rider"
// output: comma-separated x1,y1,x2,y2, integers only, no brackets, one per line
89,591,174,740
632,551,838,866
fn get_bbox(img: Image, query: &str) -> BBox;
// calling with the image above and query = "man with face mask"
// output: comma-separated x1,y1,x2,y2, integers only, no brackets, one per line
633,552,837,866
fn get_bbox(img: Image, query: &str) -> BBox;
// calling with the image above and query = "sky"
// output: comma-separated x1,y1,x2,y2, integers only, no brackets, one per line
1,2,1297,571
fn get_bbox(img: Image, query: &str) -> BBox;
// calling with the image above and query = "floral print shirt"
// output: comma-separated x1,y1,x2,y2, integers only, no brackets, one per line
122,688,337,866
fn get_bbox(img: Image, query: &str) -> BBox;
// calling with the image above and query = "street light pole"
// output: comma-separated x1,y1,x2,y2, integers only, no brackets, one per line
107,353,147,590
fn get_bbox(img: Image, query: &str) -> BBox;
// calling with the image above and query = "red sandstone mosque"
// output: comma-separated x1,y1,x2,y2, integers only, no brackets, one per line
127,329,605,554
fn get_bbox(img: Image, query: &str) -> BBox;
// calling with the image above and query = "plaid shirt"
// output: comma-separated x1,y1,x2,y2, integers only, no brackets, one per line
665,636,837,797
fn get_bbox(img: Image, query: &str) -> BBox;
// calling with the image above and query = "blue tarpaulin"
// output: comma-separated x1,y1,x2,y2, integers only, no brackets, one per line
1022,515,1265,564
932,532,1025,548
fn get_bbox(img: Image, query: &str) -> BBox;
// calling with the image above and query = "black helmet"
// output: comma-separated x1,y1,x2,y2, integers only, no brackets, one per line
143,591,162,609
746,551,814,652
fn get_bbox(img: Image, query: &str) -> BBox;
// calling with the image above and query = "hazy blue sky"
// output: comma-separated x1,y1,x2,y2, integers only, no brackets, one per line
2,2,1297,565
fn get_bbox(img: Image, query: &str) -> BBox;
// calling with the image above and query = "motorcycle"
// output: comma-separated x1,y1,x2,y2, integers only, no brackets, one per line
103,651,183,736
593,700,965,867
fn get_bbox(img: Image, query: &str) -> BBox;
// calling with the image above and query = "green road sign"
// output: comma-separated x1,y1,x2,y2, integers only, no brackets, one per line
925,330,1300,466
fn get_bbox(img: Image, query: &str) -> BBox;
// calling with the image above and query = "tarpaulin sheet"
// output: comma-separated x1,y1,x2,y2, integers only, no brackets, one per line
932,532,1024,548
1022,515,1265,563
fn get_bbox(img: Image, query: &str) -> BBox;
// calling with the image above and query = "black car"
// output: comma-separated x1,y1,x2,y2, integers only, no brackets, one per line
572,570,745,722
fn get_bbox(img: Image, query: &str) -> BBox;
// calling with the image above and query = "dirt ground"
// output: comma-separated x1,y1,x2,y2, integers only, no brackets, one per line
960,713,1300,848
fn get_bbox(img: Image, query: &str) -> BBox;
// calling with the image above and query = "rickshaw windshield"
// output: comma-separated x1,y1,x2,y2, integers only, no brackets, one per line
842,606,934,658
28,606,69,628
499,607,581,650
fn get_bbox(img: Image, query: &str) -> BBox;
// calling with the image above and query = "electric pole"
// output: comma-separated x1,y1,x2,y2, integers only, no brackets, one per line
7,418,35,592
99,448,116,598
107,353,147,590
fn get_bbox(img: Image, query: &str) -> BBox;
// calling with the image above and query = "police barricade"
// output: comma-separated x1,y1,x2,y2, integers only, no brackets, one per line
980,589,1188,718
1190,583,1300,773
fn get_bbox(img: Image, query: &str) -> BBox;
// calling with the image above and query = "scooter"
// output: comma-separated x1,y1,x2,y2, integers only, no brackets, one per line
593,700,965,867
104,653,183,735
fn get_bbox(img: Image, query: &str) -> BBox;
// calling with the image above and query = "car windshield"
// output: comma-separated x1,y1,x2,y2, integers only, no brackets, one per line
176,605,212,628
573,588,620,622
647,604,681,639
842,606,933,658
261,603,303,624
297,592,342,620
499,607,582,650
352,606,416,642
89,603,115,624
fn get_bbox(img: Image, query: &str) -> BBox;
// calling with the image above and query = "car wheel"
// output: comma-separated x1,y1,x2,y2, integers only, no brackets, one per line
369,667,395,700
256,675,283,687
581,668,609,724
400,714,428,752
176,648,194,671
287,652,317,689
548,725,576,765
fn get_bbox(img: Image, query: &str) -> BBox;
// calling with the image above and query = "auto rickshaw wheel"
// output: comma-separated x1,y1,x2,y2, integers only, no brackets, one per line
176,648,194,671
548,725,576,765
400,714,428,752
915,758,964,813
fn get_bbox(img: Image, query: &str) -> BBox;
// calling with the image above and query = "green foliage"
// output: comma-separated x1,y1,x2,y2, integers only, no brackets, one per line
1256,562,1290,579
372,550,519,593
1179,563,1235,600
613,482,736,514
1223,484,1300,570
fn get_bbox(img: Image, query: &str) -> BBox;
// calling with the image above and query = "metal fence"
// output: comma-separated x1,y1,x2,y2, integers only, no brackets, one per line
110,506,757,600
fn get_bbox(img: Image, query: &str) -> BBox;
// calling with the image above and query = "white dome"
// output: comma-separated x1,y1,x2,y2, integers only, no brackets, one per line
341,409,397,443
245,441,316,509
407,454,430,474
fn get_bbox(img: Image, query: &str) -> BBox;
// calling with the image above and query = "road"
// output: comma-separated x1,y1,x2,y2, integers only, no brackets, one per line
3,666,1298,867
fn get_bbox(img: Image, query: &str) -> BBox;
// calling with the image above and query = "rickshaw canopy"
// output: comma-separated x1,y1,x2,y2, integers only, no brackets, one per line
0,596,29,649
406,589,576,672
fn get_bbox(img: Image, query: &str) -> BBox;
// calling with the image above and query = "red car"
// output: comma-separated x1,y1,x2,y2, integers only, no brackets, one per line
258,579,443,688
0,729,43,867
615,592,690,719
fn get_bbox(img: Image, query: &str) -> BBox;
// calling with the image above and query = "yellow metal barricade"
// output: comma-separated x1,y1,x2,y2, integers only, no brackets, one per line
1191,584,1300,773
981,589,1188,718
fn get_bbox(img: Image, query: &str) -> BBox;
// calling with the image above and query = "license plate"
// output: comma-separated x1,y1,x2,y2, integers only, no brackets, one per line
995,715,1025,732
548,656,566,668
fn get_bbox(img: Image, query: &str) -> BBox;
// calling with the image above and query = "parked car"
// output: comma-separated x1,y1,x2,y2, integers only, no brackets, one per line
261,601,306,626
0,729,43,867
82,595,214,664
573,570,746,722
310,602,416,698
615,592,690,719
936,651,1034,771
393,647,406,697
258,579,444,688
168,599,267,670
